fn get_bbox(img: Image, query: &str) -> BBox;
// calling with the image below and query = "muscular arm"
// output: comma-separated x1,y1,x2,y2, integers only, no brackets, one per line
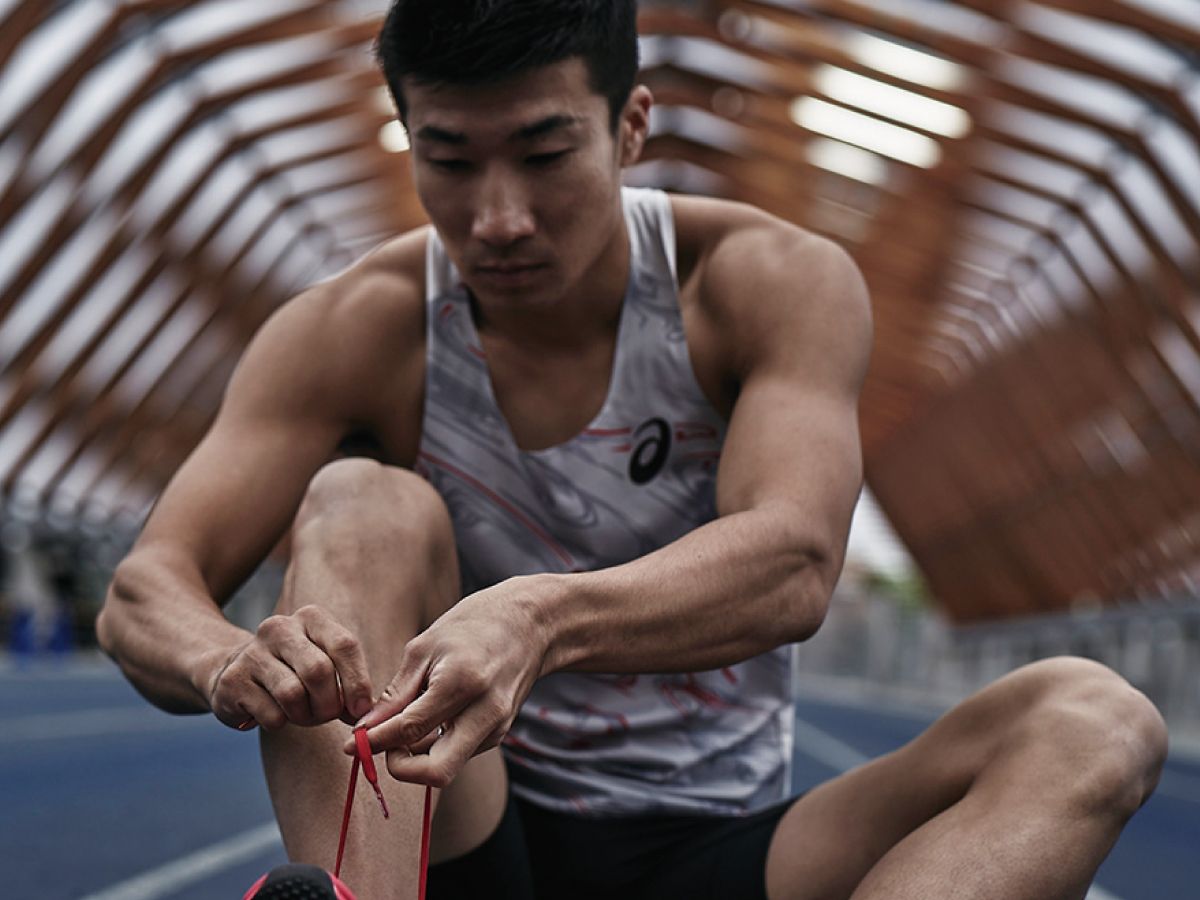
545,229,868,671
365,217,872,783
96,268,421,717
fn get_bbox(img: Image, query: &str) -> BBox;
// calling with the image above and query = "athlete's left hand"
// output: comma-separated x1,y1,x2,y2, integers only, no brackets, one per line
346,577,552,787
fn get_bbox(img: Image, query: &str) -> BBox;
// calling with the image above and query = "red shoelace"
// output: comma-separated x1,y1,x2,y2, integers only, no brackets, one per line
336,726,432,899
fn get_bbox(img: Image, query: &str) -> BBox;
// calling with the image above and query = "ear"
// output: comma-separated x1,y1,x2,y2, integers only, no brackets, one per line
618,85,654,167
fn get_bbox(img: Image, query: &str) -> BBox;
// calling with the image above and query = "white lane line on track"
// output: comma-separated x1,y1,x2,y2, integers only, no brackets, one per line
0,707,211,743
0,656,117,679
78,822,281,900
793,676,951,722
793,716,1125,900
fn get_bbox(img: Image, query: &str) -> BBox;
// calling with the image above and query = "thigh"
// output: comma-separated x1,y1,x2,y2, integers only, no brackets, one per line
763,658,1130,900
430,747,510,866
763,748,951,900
765,690,1009,899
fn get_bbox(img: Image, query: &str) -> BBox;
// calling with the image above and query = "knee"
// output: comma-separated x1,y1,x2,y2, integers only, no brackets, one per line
1014,657,1167,816
295,458,454,554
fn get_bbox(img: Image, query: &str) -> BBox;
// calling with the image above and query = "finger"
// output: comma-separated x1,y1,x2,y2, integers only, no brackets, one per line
255,655,316,725
210,657,276,729
407,725,443,755
356,649,430,730
213,683,288,732
299,608,374,720
385,708,492,788
363,682,473,754
252,616,320,723
259,614,345,724
344,720,442,757
242,692,289,731
475,720,510,755
274,636,343,724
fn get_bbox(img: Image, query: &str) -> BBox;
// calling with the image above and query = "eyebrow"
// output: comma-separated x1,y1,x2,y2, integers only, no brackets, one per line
415,114,583,146
415,125,468,145
513,114,583,140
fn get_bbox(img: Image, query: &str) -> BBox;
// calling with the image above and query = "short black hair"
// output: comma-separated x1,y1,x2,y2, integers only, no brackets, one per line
375,0,640,131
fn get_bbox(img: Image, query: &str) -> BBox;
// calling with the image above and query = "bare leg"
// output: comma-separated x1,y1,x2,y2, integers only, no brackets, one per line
766,657,1167,900
259,460,507,899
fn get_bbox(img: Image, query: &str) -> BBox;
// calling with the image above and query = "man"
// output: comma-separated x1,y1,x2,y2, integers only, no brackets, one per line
96,1,1167,898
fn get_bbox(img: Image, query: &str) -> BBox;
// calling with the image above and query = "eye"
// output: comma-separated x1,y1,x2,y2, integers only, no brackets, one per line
526,150,570,167
429,158,472,172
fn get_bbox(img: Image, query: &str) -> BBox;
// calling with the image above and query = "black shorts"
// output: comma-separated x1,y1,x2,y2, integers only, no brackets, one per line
427,792,794,899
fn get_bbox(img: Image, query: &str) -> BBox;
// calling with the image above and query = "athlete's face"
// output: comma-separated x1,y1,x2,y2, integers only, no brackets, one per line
403,59,651,307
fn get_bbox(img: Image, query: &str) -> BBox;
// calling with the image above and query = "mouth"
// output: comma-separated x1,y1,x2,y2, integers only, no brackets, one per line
473,262,548,288
476,262,544,274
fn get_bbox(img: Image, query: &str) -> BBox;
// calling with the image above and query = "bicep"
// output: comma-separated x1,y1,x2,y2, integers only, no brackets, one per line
134,309,351,602
139,405,341,603
714,233,872,565
717,374,863,548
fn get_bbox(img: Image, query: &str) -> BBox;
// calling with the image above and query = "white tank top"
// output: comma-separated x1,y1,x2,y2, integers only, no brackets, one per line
417,187,793,817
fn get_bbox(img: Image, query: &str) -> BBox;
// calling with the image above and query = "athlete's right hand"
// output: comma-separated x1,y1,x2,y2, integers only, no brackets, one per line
203,605,375,731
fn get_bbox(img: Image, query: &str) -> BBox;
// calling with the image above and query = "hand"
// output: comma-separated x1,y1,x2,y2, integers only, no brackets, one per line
205,605,374,731
352,580,550,787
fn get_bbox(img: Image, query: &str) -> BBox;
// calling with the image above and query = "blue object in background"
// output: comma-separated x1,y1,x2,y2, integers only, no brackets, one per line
47,608,75,655
7,609,34,657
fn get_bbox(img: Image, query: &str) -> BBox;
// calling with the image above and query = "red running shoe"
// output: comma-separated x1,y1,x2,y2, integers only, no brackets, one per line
243,863,357,900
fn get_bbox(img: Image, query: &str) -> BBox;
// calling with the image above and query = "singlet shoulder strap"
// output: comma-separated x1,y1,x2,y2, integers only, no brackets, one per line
621,187,678,287
424,227,461,302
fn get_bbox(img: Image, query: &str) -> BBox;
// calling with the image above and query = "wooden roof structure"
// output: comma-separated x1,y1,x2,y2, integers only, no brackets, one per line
1,0,1197,621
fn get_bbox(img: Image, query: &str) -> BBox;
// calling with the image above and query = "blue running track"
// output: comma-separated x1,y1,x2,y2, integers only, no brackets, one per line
2,659,1196,898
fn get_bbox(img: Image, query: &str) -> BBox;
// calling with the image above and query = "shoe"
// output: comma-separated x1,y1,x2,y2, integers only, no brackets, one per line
243,863,357,899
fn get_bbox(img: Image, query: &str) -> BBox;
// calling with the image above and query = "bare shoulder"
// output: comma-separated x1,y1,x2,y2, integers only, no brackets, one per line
230,227,430,433
671,194,871,385
272,228,427,362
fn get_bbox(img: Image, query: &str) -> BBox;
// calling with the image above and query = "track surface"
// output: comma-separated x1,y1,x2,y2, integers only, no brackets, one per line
3,660,1196,898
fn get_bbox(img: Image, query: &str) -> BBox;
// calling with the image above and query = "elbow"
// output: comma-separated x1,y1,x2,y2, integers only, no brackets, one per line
96,559,139,659
777,534,840,644
781,566,832,643
94,597,126,659
94,604,114,656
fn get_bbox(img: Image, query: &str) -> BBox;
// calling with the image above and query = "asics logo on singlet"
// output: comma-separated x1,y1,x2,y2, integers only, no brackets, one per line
629,417,671,484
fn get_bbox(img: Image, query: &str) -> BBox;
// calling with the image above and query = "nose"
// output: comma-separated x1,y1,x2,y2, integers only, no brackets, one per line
471,168,535,247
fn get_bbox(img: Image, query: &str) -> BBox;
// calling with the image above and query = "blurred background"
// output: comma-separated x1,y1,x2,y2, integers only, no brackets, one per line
1,0,1198,897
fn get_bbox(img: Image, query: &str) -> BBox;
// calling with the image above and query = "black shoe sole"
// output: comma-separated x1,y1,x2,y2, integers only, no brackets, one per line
249,863,340,899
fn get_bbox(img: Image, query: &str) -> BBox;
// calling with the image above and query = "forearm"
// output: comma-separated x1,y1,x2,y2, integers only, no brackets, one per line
97,551,251,714
533,503,839,675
